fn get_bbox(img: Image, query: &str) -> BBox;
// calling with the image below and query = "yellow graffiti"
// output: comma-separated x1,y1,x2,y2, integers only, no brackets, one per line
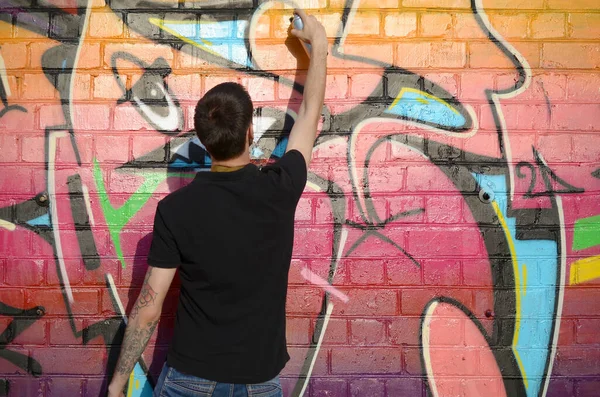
127,370,134,396
492,200,528,388
148,18,220,58
570,255,600,285
389,87,461,115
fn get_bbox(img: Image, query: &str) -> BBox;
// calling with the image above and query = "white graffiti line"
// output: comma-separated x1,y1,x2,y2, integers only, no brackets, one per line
421,301,440,397
47,130,74,305
132,83,181,132
298,301,334,397
336,0,360,55
336,228,348,263
106,273,127,323
81,183,95,227
0,51,11,97
472,0,532,204
300,267,349,303
68,0,93,128
542,195,567,397
348,112,478,222
0,219,16,231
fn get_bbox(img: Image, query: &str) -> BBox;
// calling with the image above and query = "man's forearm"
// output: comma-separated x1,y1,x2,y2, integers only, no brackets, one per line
300,41,327,121
109,316,159,393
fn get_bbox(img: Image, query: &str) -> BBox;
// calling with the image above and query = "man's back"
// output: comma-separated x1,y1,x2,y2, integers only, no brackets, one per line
148,150,307,383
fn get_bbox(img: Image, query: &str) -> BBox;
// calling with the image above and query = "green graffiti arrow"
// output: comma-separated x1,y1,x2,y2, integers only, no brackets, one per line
573,214,600,251
93,159,193,268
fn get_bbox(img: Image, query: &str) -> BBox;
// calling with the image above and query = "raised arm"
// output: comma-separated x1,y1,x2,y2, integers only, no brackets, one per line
107,266,177,397
286,8,328,168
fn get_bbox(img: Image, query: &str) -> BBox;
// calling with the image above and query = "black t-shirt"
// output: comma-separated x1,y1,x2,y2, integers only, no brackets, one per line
147,149,307,384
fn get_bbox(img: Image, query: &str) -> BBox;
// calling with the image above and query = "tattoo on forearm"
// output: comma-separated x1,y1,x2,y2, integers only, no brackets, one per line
131,268,157,320
115,319,159,376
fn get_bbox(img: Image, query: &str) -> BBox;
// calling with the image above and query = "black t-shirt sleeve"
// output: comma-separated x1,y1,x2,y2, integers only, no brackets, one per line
272,149,307,201
147,203,181,268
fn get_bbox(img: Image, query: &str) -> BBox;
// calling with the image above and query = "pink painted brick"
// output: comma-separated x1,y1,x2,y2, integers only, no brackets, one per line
286,317,310,345
286,286,323,314
4,259,44,286
69,104,111,130
49,318,83,345
32,347,106,375
576,319,600,345
423,259,461,286
349,259,385,285
333,289,397,316
320,317,349,345
331,347,402,374
389,317,421,346
350,319,386,345
94,135,130,163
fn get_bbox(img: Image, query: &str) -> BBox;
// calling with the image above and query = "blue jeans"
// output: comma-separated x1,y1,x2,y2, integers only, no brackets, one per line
153,363,283,397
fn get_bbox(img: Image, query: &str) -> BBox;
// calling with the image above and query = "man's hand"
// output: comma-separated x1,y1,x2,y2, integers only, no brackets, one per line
289,8,327,54
107,386,125,397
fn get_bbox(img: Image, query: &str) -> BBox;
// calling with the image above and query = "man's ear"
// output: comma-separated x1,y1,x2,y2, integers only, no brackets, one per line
248,123,254,146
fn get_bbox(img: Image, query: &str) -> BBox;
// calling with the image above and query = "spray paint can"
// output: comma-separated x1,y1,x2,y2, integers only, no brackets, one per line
292,14,312,56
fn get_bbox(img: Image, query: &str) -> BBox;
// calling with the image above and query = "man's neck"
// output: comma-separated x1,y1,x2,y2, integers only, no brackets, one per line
210,153,250,172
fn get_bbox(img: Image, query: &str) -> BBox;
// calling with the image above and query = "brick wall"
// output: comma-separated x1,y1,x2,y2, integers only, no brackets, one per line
0,0,599,396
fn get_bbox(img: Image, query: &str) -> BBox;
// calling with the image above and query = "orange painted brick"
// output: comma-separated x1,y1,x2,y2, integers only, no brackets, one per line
89,11,124,38
430,42,466,68
243,76,276,102
542,43,600,69
0,43,27,69
483,0,544,8
29,42,60,69
104,43,173,69
469,42,540,69
424,73,458,97
489,13,529,39
403,0,469,9
547,0,598,10
71,73,91,101
454,12,488,39
395,42,430,68
0,19,13,39
22,73,55,100
420,13,452,38
166,73,202,102
346,43,394,66
347,12,380,36
176,45,211,70
569,13,600,39
384,13,417,38
530,13,566,39
93,74,120,99
332,0,398,9
76,43,102,69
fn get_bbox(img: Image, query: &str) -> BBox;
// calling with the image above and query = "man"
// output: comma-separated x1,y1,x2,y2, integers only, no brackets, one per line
107,8,327,397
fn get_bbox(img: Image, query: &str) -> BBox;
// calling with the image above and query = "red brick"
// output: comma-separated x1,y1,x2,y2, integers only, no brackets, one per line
333,289,397,316
576,380,600,396
350,319,386,345
286,317,310,345
7,317,46,345
3,378,46,396
22,73,55,100
26,289,99,315
349,378,385,396
348,259,385,285
569,13,600,39
402,288,472,316
389,317,421,346
542,43,600,69
423,259,461,286
49,318,83,345
48,377,84,397
530,13,566,38
386,257,423,286
309,378,348,396
32,347,106,375
425,195,463,223
286,286,323,314
562,288,600,317
320,317,349,344
286,346,328,375
4,259,44,286
576,319,600,345
331,347,401,374
554,347,600,376
420,13,452,37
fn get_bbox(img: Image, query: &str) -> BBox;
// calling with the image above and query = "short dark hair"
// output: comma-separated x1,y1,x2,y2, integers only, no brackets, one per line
194,82,253,161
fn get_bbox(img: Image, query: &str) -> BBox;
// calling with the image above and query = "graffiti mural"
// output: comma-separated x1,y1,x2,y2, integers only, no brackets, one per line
0,0,599,395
